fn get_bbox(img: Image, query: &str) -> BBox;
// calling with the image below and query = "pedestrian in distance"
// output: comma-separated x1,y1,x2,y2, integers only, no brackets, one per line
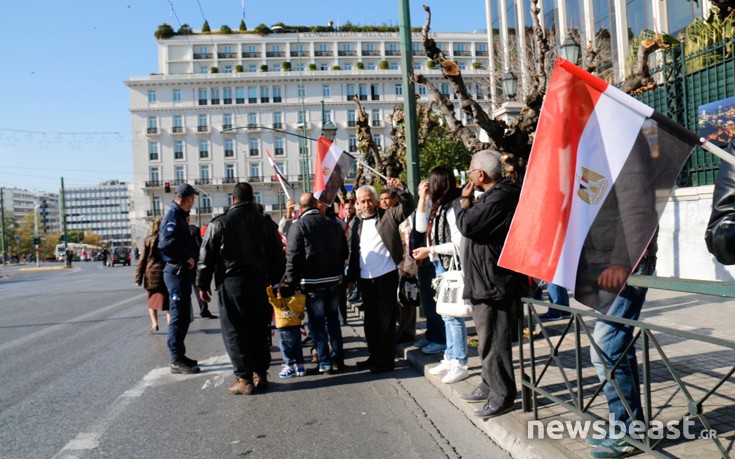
347,178,415,373
159,183,201,375
197,182,285,395
454,150,527,418
281,193,348,374
135,216,171,333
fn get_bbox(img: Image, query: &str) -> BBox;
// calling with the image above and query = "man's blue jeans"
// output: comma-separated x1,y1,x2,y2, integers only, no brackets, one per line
590,277,648,427
306,283,344,367
435,261,467,364
278,326,304,367
546,283,570,306
163,267,194,361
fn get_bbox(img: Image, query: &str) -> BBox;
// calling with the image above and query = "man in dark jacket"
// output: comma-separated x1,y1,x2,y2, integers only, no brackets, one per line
347,178,415,373
197,182,285,395
159,183,200,374
281,193,348,373
707,142,735,264
454,150,525,418
187,218,217,319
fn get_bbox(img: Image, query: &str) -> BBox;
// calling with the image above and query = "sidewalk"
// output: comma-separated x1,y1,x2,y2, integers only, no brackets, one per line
356,288,735,458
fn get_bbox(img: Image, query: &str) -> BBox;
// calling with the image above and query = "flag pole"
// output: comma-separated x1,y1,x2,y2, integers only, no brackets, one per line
276,176,292,202
701,140,735,167
344,152,390,182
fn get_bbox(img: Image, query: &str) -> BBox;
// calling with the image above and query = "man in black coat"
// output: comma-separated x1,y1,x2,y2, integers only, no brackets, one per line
197,182,285,395
454,149,526,418
281,193,348,373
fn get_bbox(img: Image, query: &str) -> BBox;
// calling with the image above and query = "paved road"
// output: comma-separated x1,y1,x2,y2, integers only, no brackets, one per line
0,263,508,458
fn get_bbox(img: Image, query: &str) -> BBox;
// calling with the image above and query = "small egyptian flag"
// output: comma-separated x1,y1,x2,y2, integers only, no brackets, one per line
314,136,356,206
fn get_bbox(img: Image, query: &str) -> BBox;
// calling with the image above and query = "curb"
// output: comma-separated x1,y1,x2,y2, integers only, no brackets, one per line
347,300,570,459
19,266,71,272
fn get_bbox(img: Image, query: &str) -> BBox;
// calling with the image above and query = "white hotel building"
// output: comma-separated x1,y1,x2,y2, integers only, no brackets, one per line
125,29,493,246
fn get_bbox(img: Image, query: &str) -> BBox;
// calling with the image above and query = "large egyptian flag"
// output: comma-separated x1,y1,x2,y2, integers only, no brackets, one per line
314,136,356,205
498,58,700,312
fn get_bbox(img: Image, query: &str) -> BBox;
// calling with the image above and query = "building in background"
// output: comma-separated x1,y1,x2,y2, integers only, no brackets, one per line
63,181,131,247
0,187,61,233
125,29,492,236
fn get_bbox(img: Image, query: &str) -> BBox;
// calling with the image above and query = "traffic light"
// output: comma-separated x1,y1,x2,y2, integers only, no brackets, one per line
164,182,171,193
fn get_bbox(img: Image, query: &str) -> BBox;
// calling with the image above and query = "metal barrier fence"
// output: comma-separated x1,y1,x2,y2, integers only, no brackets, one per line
518,275,735,457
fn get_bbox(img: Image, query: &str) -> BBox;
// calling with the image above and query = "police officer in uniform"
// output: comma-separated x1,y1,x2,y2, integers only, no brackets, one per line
159,183,201,374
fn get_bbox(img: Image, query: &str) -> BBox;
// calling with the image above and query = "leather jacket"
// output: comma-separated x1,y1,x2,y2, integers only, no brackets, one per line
706,142,735,264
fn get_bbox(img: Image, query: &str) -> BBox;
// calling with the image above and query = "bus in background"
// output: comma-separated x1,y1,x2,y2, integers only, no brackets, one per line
55,243,101,262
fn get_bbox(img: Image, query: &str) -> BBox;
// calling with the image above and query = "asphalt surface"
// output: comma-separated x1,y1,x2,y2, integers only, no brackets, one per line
0,263,508,459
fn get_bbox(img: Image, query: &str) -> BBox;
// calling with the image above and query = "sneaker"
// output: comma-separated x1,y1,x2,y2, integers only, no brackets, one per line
586,435,608,447
441,361,470,384
421,342,447,355
588,437,635,458
429,359,453,375
170,359,200,374
278,364,296,379
296,365,306,377
319,364,332,373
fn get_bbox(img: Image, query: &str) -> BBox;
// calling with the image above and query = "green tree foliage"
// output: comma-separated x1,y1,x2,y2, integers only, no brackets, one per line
1,212,18,260
356,61,365,70
260,64,268,72
202,21,211,33
220,24,232,34
154,23,175,39
418,120,472,179
235,64,243,72
254,23,271,36
307,63,317,71
177,24,193,35
210,66,219,73
282,61,292,71
239,19,247,31
378,60,389,70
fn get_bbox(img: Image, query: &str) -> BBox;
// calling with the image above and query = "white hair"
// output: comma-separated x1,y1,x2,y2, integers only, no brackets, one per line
356,185,378,200
472,149,503,181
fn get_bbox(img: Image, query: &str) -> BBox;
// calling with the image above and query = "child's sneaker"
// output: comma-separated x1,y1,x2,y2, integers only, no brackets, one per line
278,364,296,379
296,365,306,376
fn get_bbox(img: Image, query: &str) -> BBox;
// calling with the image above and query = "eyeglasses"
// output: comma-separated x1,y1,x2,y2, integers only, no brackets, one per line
466,169,481,176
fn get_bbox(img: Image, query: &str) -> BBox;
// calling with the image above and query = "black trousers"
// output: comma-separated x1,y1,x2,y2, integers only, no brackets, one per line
221,275,272,379
472,298,519,405
359,270,399,368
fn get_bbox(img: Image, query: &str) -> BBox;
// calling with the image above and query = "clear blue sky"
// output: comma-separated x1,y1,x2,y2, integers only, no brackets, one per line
0,1,487,193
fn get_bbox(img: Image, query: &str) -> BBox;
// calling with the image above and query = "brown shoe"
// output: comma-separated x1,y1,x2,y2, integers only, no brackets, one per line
227,377,255,395
253,372,269,392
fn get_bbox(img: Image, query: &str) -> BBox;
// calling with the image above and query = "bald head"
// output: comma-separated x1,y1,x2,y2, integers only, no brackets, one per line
299,193,317,210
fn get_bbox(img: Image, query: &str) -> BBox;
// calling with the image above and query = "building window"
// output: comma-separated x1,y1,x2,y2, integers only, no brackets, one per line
236,87,245,104
298,110,306,125
346,84,355,101
371,84,380,101
320,63,329,71
373,135,382,148
371,109,381,127
296,63,305,72
347,110,356,127
367,62,376,70
248,87,257,103
211,88,220,105
148,141,159,161
358,85,368,101
667,0,701,36
174,165,185,181
273,86,282,103
148,90,156,103
147,116,158,133
248,113,257,128
248,64,257,72
152,196,162,214
224,65,233,73
260,86,269,103
172,89,181,102
223,113,233,130
200,164,210,180
297,84,305,98
198,114,208,131
458,62,466,70
198,88,207,105
418,86,427,96
224,138,235,157
440,83,450,97
250,162,261,181
276,161,287,176
253,191,262,204
395,84,403,96
201,194,211,211
273,112,283,129
200,66,209,74
389,62,398,70
275,137,285,156
173,115,183,133
223,88,233,104
174,140,185,160
322,85,331,98
414,63,421,70
348,135,358,152
199,140,209,159
344,63,353,70
322,110,333,124
149,166,160,182
249,138,259,156
225,163,236,179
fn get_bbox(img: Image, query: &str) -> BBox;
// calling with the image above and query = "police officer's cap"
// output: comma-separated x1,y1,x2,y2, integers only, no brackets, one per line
176,183,199,197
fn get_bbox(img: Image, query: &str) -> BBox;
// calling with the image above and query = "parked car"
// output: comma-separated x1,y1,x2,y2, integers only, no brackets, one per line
108,247,132,267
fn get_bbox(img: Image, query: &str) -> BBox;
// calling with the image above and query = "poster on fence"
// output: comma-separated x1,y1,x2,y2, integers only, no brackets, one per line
698,95,735,146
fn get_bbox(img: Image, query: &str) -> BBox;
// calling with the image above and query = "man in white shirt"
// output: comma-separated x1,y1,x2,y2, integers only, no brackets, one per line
347,179,415,373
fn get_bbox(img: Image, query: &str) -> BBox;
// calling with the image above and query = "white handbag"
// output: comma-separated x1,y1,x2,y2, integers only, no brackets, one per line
432,244,473,318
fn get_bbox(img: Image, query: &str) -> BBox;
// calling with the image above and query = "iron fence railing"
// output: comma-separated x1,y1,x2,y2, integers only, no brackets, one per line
519,275,735,457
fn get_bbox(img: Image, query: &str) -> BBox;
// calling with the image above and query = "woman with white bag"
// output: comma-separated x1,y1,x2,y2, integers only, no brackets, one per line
412,166,470,384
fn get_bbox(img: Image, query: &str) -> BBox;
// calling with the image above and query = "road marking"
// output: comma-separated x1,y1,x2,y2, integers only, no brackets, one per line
0,294,146,354
53,355,231,458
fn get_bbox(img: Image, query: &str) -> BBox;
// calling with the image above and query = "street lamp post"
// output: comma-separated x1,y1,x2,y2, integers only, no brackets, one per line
34,204,40,267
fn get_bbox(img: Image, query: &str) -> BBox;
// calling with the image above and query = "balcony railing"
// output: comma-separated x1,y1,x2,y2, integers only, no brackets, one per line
198,99,207,105
274,148,285,156
170,179,186,186
223,176,238,184
193,53,213,59
347,120,357,127
223,98,232,104
197,126,209,132
453,50,471,56
247,124,259,130
297,174,315,181
362,50,381,56
172,126,184,133
476,50,489,56
250,149,259,156
338,50,357,56
412,50,427,56
199,151,209,159
290,51,310,57
371,120,382,127
385,50,400,56
266,51,285,57
272,122,283,129
198,206,213,214
146,127,158,134
218,53,236,58
146,209,162,217
194,178,211,185
242,52,260,58
224,150,234,157
315,50,333,56
145,180,161,188
236,98,245,104
211,99,220,105
260,97,269,103
349,146,358,152
273,96,282,103
222,124,232,130
248,176,263,182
